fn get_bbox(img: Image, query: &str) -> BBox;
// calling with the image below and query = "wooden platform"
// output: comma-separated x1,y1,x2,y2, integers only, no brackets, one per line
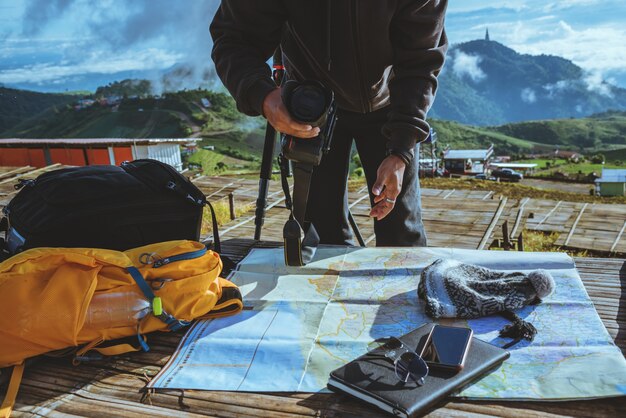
4,239,625,418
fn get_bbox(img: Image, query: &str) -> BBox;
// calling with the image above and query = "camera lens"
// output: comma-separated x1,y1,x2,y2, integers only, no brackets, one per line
290,84,327,124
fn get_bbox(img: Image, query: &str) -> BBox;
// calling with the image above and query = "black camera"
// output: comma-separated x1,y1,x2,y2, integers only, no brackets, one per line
280,80,337,166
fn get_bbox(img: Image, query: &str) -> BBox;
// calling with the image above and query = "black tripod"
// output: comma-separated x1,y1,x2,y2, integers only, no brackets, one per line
253,53,284,241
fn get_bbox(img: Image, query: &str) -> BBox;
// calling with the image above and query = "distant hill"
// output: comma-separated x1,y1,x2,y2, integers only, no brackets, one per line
1,88,239,140
0,87,266,161
4,105,188,139
0,87,78,133
95,79,152,98
3,82,626,161
430,40,626,125
428,119,545,155
426,111,626,156
488,111,626,150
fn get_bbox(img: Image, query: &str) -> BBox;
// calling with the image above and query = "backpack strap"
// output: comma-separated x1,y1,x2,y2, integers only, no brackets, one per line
126,266,189,332
73,339,146,365
0,362,24,418
204,200,222,254
199,279,244,319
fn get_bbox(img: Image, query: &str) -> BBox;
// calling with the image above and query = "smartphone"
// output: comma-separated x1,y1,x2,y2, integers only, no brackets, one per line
419,325,473,372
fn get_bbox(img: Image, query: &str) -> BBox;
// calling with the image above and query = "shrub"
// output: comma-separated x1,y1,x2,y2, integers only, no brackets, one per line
590,154,605,164
215,161,228,173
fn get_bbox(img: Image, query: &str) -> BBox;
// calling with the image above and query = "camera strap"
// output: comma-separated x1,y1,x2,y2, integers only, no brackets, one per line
279,156,320,266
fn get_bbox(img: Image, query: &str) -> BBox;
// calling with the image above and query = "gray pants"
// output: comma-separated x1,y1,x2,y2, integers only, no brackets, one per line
304,106,427,247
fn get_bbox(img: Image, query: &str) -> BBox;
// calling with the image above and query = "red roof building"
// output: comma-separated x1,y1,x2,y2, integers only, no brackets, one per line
0,138,199,171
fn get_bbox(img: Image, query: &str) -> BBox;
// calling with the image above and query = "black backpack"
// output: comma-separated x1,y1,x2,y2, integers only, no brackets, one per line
0,159,221,258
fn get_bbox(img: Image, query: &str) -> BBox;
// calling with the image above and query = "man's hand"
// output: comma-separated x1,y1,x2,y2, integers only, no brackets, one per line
262,88,320,138
369,154,406,220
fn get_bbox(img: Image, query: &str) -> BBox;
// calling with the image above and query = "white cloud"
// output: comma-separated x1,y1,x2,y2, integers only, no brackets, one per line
451,51,486,82
521,88,537,103
584,71,614,98
448,1,528,13
0,48,182,84
542,0,603,13
542,80,573,98
1,0,220,91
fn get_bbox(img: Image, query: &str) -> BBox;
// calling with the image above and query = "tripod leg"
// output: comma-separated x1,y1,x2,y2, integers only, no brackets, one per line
254,123,277,241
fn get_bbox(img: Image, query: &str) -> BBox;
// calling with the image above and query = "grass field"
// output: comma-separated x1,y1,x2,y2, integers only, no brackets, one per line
519,158,623,178
519,158,568,169
200,199,254,235
4,107,187,138
547,162,622,174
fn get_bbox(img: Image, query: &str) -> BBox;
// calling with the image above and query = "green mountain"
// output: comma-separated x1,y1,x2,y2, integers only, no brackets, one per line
3,83,626,159
2,89,234,138
0,87,78,133
0,87,266,163
4,105,188,139
95,79,152,98
489,111,626,150
430,40,626,125
428,119,546,155
427,111,626,156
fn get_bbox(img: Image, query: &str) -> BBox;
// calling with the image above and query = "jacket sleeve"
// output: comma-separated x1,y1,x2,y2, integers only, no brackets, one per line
210,0,287,116
382,0,448,157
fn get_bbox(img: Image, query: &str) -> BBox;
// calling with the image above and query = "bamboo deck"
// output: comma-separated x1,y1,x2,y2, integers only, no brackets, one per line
3,238,625,418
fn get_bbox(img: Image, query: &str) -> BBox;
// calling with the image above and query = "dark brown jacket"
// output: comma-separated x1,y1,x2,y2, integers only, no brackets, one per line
210,0,448,154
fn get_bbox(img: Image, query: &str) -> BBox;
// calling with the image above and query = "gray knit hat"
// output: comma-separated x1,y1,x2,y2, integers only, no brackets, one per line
418,259,555,347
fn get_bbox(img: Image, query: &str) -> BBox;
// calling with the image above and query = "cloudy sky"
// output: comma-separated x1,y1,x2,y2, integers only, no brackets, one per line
1,0,625,92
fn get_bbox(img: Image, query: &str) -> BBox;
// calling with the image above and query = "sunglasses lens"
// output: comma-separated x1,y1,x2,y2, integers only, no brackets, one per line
395,352,428,384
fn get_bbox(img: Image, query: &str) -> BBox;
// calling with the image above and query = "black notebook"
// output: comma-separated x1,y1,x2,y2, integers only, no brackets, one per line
327,323,510,418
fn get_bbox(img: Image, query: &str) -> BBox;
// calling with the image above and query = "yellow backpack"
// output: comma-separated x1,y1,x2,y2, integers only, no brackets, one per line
0,240,243,417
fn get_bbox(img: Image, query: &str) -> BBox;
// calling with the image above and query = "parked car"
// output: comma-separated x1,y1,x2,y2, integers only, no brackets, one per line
491,168,523,182
474,173,487,180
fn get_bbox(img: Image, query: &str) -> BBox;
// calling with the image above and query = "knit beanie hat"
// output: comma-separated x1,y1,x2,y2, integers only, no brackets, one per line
417,259,555,347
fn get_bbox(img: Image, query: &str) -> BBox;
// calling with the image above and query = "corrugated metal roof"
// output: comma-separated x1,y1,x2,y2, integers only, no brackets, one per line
444,149,493,160
0,138,200,147
596,169,626,183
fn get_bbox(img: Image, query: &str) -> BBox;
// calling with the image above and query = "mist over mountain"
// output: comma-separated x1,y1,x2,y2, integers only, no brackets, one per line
4,37,626,133
430,39,626,125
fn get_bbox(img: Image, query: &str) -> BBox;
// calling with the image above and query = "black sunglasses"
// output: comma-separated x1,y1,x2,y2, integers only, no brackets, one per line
367,336,429,385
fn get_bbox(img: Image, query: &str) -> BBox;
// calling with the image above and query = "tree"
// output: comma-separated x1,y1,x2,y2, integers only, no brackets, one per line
215,161,228,173
590,154,605,164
